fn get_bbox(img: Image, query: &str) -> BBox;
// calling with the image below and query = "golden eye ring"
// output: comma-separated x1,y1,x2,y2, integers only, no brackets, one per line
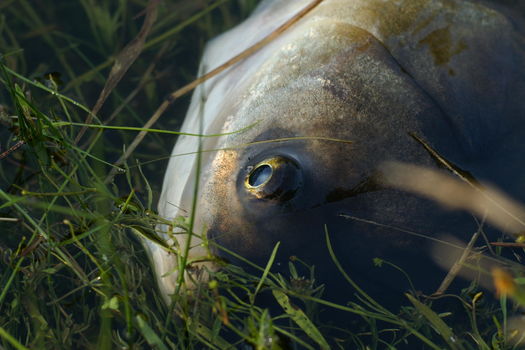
245,160,275,189
244,156,302,201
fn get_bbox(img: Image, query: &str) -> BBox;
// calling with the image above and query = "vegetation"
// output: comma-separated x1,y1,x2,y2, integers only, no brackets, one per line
0,0,524,349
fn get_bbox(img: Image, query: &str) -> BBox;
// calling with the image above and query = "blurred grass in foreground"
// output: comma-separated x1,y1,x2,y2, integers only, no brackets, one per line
0,0,524,349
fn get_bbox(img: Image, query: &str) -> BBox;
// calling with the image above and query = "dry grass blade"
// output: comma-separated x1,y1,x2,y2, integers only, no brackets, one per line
430,234,498,292
381,161,525,233
0,141,25,160
490,242,525,248
105,0,326,183
104,43,170,125
409,133,481,187
74,0,160,144
433,218,483,296
163,0,325,103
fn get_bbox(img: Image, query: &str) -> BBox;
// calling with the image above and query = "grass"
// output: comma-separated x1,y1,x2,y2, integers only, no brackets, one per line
0,0,524,349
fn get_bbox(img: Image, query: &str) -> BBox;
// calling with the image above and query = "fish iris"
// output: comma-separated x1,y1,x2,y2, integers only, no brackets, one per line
248,164,273,188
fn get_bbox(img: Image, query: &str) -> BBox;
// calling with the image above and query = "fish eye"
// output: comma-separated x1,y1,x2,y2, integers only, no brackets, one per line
247,164,273,187
244,156,302,201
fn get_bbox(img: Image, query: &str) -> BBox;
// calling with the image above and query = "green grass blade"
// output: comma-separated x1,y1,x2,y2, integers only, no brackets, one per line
272,289,330,350
135,315,170,350
406,293,464,350
251,242,280,305
0,326,30,350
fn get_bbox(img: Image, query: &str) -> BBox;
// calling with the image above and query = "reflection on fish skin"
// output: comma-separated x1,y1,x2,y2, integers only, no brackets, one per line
146,0,525,312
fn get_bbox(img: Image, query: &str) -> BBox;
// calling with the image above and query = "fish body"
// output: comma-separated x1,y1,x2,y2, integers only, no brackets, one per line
148,0,525,305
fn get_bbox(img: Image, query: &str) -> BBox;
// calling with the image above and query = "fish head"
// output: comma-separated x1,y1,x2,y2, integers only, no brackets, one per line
152,0,525,304
162,21,461,301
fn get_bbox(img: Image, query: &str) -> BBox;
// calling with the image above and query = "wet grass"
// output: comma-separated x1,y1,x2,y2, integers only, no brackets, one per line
0,0,524,349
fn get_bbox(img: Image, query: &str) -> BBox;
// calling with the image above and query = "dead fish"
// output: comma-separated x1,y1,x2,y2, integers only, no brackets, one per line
146,0,525,306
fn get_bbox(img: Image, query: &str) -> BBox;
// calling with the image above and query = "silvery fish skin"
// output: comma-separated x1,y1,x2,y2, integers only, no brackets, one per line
148,0,525,303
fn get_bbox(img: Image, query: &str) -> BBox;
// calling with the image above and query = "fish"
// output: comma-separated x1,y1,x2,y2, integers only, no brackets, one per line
146,0,525,307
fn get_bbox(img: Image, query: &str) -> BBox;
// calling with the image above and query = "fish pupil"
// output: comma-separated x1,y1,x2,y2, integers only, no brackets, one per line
248,164,272,187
